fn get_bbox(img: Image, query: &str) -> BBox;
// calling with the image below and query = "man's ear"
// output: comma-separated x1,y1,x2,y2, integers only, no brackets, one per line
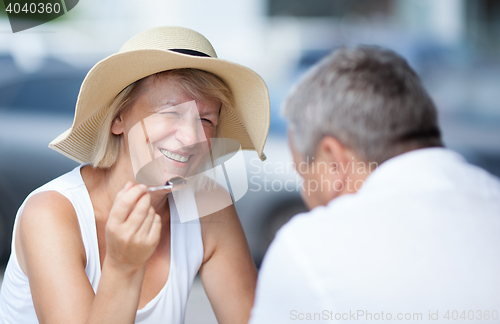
316,136,348,173
111,114,124,135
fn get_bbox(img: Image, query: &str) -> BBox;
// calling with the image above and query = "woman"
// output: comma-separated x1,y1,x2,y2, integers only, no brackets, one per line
0,26,270,323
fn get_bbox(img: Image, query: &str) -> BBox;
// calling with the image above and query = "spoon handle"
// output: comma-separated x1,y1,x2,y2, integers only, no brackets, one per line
147,177,187,192
147,183,174,192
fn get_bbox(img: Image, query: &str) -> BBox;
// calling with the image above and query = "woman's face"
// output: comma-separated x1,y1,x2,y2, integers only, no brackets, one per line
117,76,220,186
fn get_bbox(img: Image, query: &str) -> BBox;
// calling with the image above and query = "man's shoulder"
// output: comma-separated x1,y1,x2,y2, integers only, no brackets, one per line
280,192,372,228
274,193,364,249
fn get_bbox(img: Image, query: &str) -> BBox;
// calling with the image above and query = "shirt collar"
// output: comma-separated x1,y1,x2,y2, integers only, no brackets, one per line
357,147,466,196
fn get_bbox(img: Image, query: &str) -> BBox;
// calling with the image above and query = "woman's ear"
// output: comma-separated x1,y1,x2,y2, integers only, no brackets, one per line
111,114,124,135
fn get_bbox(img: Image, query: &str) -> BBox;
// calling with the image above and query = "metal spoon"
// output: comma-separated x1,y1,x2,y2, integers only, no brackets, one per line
147,176,187,192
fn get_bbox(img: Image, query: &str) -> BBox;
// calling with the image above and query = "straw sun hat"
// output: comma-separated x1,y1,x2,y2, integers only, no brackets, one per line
49,26,270,163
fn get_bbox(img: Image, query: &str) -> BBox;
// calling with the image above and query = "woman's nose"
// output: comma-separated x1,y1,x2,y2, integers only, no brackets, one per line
174,116,205,148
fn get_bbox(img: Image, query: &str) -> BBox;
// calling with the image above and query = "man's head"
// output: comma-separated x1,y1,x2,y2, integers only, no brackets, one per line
283,46,443,209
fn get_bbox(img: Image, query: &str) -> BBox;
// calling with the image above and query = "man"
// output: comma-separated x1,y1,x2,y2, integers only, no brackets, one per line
249,47,500,323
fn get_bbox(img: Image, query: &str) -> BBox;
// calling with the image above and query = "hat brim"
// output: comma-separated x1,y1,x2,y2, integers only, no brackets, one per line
49,49,270,163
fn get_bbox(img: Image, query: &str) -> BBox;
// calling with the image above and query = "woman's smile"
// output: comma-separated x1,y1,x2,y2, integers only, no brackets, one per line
159,148,192,163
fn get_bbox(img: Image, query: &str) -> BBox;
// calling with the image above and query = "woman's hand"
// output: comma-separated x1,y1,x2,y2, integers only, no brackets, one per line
104,182,162,274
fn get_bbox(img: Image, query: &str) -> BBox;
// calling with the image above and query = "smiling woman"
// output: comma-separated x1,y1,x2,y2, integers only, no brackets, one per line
0,26,270,324
93,69,233,190
92,69,233,170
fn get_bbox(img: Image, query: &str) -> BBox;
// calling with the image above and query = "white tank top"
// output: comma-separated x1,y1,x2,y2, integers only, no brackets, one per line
0,165,204,324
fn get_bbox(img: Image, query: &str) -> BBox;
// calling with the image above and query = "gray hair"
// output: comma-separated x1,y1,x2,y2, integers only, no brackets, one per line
283,46,443,164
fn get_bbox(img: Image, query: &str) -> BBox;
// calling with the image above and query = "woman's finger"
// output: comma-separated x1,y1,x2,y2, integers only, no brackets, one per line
147,214,162,247
109,184,148,224
136,206,156,238
123,192,151,233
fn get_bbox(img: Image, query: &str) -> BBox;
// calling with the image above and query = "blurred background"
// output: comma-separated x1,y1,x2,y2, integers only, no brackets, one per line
1,0,500,323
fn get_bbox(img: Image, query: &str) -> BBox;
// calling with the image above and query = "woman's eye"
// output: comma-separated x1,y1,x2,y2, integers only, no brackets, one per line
201,118,214,126
161,111,180,116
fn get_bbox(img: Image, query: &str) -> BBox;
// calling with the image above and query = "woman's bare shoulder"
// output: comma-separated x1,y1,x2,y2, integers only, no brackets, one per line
16,190,85,274
20,190,79,231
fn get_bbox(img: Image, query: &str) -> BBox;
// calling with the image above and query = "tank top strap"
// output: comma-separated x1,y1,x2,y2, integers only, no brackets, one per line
170,185,204,277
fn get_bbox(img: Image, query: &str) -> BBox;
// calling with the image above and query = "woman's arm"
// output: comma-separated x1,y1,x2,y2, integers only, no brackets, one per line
198,187,258,324
17,183,161,324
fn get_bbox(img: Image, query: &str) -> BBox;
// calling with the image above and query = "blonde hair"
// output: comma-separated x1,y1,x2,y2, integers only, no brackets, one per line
91,69,234,188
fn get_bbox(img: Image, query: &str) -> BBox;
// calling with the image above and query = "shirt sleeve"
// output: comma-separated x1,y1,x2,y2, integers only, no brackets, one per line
249,221,328,324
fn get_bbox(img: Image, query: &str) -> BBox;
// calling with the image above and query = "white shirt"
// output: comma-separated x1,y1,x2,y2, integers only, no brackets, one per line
0,165,203,324
250,148,500,323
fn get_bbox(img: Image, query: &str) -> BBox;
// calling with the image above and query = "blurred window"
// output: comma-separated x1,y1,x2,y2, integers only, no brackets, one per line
268,0,392,17
0,73,84,114
466,0,500,51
